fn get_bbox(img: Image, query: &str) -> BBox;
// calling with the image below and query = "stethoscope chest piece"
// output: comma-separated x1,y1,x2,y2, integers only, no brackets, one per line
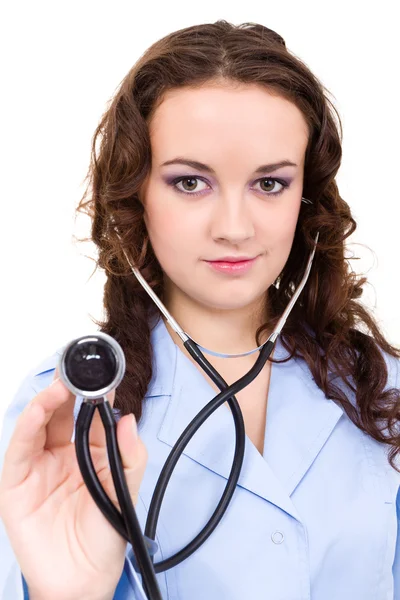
59,332,126,399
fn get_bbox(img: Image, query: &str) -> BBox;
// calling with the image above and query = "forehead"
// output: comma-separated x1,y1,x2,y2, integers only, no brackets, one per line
148,83,309,164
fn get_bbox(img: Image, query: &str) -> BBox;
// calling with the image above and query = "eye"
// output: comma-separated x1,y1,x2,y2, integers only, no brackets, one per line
169,175,289,198
172,176,209,196
254,177,288,197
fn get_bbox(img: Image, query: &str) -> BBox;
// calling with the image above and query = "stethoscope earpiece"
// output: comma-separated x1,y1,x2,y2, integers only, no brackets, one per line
59,332,126,399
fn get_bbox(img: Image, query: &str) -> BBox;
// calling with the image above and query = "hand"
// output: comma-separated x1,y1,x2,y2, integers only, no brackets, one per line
0,372,148,600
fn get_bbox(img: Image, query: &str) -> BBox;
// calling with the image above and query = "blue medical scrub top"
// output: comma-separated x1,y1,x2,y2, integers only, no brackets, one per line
1,316,399,599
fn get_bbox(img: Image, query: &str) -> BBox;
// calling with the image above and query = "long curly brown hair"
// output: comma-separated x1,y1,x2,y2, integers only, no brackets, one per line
76,20,400,471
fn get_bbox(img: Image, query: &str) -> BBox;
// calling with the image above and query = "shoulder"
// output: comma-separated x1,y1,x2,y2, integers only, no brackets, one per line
11,345,63,403
367,348,400,476
0,347,64,473
325,338,400,397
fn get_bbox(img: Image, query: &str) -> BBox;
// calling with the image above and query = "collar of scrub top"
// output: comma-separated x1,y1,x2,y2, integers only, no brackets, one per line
119,195,316,359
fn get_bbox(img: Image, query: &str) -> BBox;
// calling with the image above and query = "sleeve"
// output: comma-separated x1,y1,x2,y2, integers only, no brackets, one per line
0,358,150,600
0,369,39,600
389,353,400,599
394,486,400,599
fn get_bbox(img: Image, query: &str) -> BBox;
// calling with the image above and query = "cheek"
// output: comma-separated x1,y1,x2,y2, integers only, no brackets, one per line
255,205,300,275
144,201,198,268
256,206,299,247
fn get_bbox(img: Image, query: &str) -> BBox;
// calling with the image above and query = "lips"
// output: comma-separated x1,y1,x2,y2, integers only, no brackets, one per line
208,256,256,263
205,256,259,274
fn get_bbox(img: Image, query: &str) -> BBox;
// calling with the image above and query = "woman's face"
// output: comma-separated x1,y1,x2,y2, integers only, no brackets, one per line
139,81,309,313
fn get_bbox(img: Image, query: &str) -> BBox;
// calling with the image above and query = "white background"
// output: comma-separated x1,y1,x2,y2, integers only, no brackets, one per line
1,0,399,426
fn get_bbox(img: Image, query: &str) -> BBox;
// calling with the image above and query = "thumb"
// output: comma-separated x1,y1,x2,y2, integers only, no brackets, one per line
115,414,148,506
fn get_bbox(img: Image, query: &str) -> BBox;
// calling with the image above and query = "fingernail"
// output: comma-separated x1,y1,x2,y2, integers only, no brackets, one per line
132,415,138,440
50,377,60,387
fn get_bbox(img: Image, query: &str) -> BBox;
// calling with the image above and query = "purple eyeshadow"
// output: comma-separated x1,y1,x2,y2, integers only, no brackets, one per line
162,174,293,187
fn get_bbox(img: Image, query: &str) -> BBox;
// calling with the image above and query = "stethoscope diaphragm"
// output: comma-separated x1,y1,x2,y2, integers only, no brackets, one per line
59,332,126,399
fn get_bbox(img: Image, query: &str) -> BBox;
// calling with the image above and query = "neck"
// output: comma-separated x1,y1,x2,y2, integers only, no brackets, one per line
163,288,271,356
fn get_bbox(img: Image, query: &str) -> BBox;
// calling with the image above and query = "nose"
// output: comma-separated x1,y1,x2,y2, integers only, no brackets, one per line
210,190,255,244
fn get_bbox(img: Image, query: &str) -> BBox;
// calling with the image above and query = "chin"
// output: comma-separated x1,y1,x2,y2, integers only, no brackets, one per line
196,289,269,312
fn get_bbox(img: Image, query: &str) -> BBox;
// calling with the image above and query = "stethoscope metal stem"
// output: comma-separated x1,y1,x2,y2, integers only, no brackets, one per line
119,219,318,357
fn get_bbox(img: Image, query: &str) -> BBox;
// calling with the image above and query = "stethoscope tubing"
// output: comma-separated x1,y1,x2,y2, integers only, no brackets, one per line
73,226,319,599
145,338,275,571
75,401,163,599
75,337,274,597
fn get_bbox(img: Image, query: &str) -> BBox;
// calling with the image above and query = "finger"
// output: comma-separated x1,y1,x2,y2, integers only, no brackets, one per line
1,377,73,489
45,367,76,448
115,414,147,506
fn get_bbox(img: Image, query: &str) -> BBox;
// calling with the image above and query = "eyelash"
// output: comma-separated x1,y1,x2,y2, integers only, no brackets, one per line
169,175,289,198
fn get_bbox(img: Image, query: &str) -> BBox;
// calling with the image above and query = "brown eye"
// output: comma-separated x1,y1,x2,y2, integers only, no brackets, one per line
181,177,199,192
254,177,289,197
259,178,280,193
173,176,209,196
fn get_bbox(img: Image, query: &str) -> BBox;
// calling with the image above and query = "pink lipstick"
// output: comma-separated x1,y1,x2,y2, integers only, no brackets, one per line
205,256,259,274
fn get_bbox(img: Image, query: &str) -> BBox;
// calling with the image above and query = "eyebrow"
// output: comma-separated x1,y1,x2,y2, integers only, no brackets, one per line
160,157,298,174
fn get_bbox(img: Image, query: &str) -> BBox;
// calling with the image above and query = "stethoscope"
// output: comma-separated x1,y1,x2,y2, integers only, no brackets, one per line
58,197,318,600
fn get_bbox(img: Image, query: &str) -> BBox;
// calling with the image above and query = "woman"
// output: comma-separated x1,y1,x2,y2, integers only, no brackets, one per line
0,20,399,600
